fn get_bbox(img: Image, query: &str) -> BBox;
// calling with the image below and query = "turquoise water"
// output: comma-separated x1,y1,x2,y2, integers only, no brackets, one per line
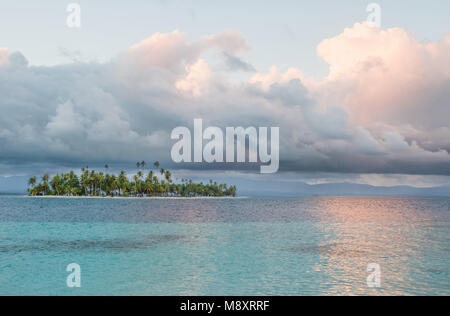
0,196,449,296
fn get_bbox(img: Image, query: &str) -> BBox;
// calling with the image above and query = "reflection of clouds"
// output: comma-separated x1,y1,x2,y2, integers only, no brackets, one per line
307,198,434,295
287,243,369,258
311,197,435,223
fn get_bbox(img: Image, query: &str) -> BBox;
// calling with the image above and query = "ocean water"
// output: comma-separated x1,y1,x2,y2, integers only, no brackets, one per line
0,196,449,296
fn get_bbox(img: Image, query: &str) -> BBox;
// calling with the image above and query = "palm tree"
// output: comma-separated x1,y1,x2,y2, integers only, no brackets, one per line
98,173,105,196
144,171,153,196
81,169,90,196
68,171,79,196
112,176,120,197
165,170,172,183
28,176,37,196
137,171,143,196
42,174,50,195
146,171,154,182
133,175,139,197
119,172,129,196
118,171,127,196
28,176,37,188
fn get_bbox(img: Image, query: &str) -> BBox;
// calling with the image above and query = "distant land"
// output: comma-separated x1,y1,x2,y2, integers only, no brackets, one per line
237,180,450,197
1,176,449,197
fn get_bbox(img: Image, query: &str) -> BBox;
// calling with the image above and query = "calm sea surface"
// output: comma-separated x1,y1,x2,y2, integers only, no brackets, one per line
0,196,449,296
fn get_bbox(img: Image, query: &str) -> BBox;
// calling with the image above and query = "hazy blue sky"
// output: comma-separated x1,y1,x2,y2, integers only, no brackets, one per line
1,0,450,78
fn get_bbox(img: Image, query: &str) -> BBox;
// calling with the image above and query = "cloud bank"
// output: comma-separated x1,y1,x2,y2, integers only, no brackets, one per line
1,23,450,176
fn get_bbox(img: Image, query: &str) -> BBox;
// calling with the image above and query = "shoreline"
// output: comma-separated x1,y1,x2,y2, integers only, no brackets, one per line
23,195,246,200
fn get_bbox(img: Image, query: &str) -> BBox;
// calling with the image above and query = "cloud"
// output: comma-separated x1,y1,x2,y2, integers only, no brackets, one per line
316,23,450,131
123,30,249,72
126,30,198,71
222,52,256,72
248,23,450,175
0,24,449,178
203,31,250,54
176,59,212,97
0,48,9,66
249,66,310,90
0,49,28,68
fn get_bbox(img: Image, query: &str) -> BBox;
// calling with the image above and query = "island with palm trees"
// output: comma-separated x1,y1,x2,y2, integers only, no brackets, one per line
27,161,237,197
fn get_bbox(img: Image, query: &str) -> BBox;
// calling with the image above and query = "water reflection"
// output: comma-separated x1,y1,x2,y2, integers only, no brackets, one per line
288,243,369,258
0,196,449,295
310,197,435,295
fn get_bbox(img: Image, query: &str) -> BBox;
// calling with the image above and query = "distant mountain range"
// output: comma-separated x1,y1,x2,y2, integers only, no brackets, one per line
1,176,449,197
236,179,450,197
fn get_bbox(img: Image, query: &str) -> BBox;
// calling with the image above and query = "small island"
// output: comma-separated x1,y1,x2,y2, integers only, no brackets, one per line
27,161,237,197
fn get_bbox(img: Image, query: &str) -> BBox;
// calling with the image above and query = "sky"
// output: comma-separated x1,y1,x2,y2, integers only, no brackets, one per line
2,0,450,75
1,0,450,188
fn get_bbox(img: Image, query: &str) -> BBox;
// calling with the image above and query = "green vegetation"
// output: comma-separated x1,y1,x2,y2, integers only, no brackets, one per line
27,161,237,198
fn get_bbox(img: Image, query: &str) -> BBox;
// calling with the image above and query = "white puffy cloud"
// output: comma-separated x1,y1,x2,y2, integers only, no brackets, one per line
122,30,248,72
176,59,212,97
126,30,198,71
316,23,450,130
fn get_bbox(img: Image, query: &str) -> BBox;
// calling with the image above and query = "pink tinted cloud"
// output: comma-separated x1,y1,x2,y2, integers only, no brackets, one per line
0,48,9,66
316,23,450,128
